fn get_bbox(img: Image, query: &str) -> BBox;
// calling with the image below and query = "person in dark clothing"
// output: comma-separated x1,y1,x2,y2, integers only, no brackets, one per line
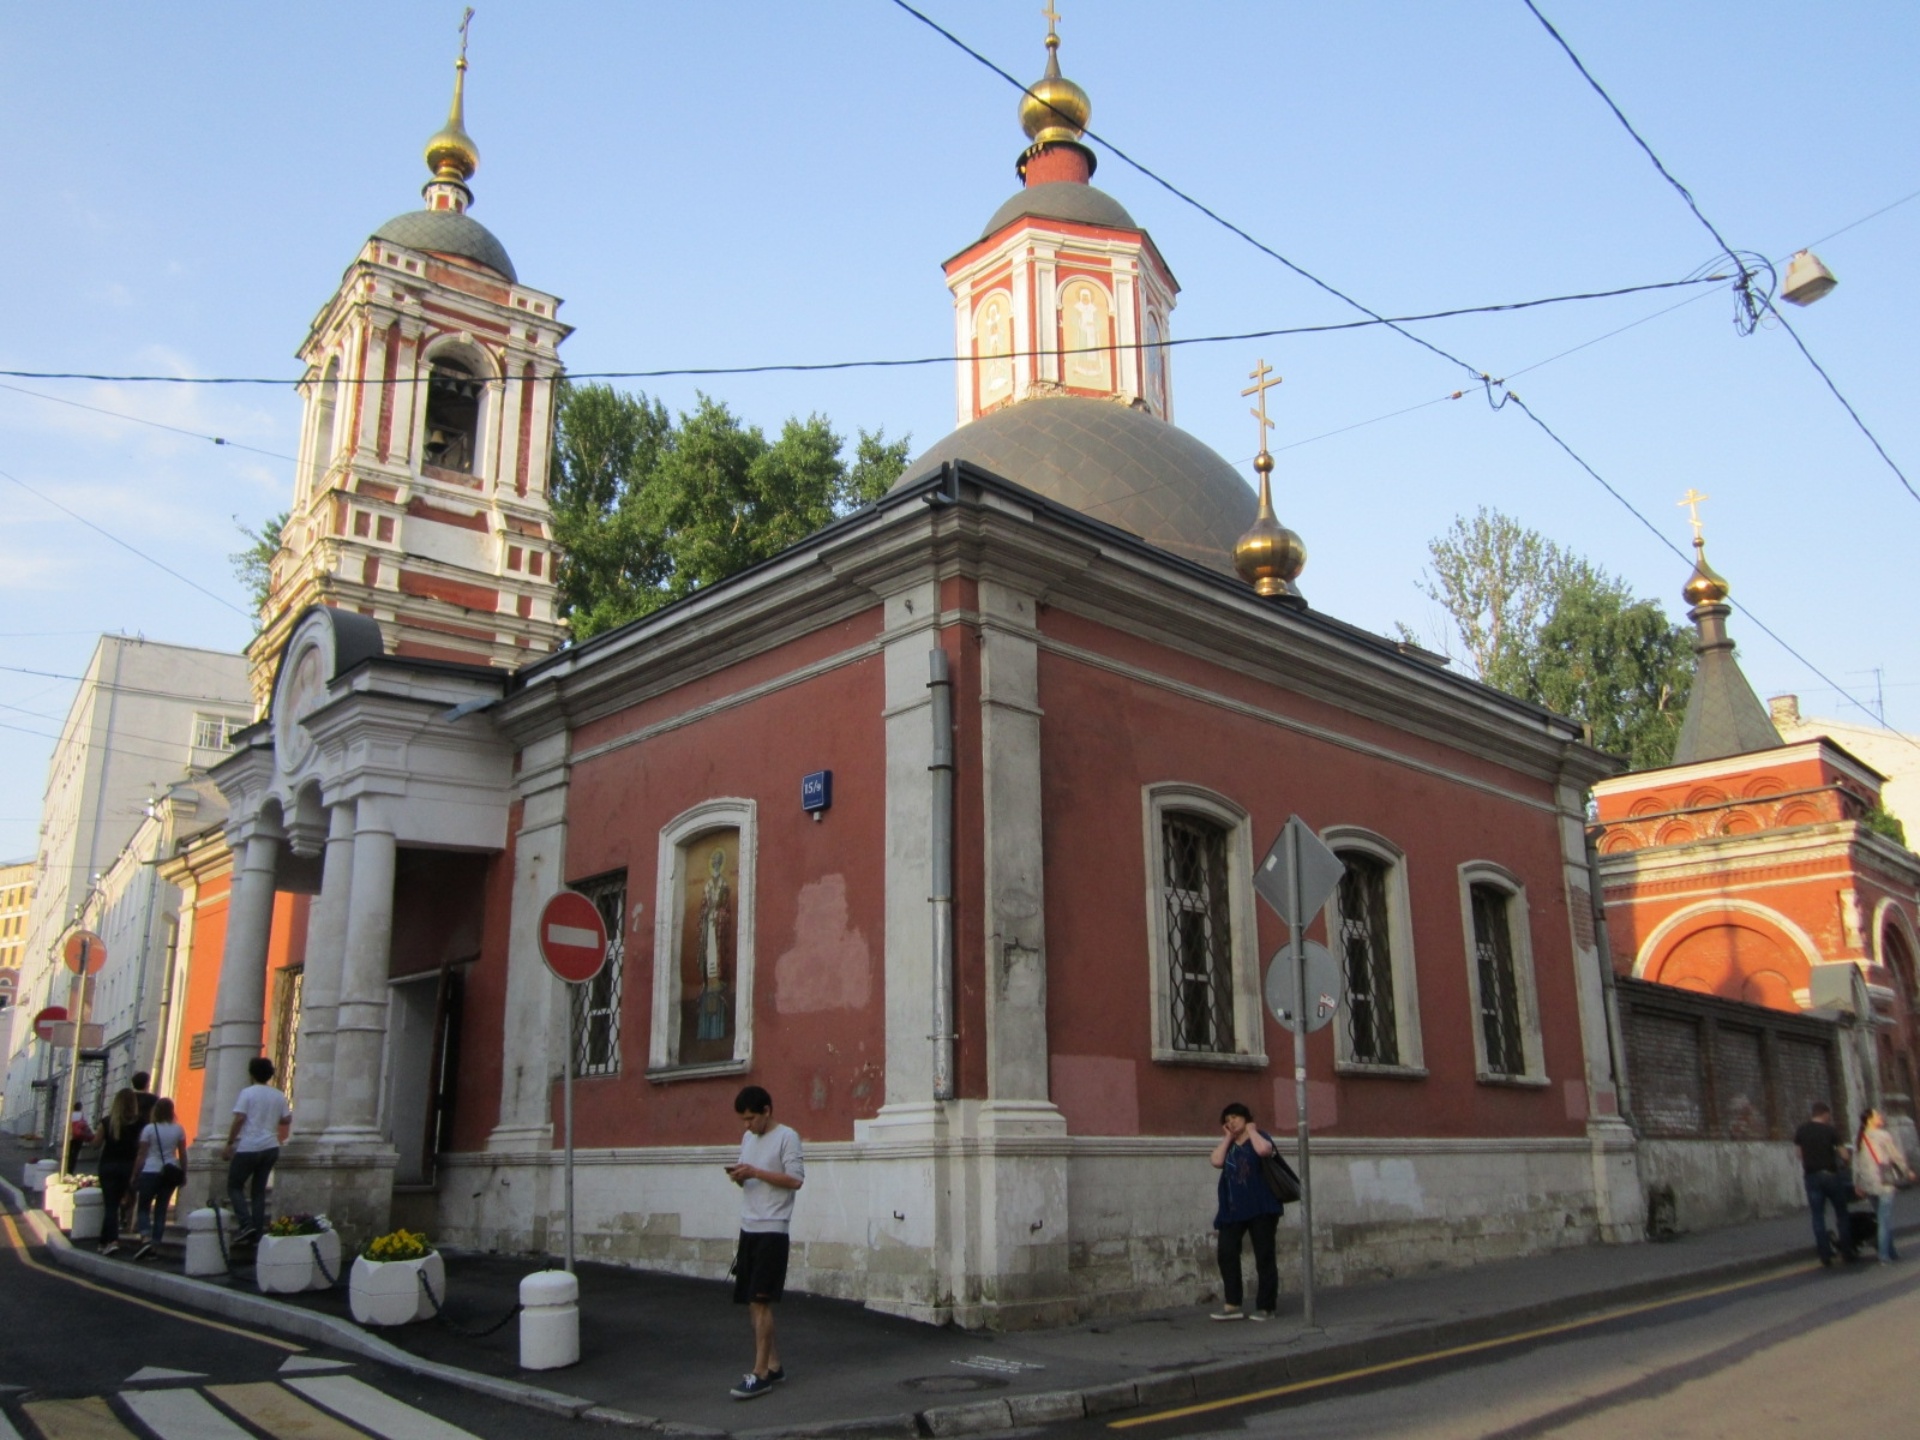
123,1073,158,1232
1208,1102,1284,1321
1794,1101,1854,1265
94,1088,142,1256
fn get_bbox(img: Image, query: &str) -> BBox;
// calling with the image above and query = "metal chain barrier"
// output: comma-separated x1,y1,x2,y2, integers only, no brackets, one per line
310,1235,343,1288
416,1265,522,1338
210,1203,235,1273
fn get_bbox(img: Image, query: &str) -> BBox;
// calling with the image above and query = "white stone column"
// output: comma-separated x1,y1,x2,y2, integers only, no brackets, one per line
325,795,396,1140
878,579,940,1106
198,824,283,1145
289,801,354,1138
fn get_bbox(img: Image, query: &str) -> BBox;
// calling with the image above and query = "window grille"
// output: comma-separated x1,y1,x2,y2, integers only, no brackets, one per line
193,714,244,751
1162,814,1235,1052
1337,853,1398,1065
1471,884,1526,1075
569,873,626,1076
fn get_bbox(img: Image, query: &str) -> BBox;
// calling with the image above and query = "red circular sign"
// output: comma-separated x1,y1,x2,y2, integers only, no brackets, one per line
32,1006,68,1043
538,891,609,984
63,930,106,975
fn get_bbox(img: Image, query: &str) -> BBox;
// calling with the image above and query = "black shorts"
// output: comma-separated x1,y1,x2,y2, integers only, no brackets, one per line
732,1231,790,1304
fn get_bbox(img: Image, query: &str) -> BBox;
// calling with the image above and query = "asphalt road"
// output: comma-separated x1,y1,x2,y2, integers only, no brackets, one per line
0,1209,590,1440
1056,1258,1919,1440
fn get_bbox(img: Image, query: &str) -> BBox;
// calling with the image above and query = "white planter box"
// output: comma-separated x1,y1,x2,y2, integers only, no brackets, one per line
257,1229,341,1293
349,1251,444,1326
44,1182,77,1227
68,1188,105,1241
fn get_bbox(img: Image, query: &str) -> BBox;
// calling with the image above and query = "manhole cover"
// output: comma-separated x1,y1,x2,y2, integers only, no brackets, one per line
901,1375,1011,1394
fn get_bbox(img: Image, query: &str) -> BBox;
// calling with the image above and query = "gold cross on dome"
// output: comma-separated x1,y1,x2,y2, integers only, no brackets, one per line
1042,2,1061,40
458,7,475,63
1678,487,1710,542
1241,359,1282,452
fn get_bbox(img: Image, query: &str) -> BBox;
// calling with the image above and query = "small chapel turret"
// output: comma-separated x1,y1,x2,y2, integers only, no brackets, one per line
942,9,1179,424
246,23,571,703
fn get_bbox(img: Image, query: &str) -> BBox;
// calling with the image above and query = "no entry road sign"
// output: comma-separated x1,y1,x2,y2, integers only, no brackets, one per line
32,1006,67,1043
538,891,609,984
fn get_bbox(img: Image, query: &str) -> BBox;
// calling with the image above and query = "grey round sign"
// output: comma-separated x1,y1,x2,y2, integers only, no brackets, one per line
1265,941,1342,1033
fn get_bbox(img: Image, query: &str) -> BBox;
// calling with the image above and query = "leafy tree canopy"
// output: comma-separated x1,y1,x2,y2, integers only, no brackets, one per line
230,510,288,628
1405,506,1693,768
549,382,909,640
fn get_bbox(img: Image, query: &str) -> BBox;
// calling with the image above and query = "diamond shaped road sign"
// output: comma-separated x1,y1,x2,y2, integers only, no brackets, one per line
1254,815,1345,929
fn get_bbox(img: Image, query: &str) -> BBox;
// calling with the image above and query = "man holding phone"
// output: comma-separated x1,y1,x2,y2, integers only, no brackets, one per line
724,1085,805,1400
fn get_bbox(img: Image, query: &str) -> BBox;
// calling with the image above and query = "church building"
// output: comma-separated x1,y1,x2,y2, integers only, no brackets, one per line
169,23,1651,1327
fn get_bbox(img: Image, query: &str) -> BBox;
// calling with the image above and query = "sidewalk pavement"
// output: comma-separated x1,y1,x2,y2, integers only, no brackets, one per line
1,1136,1869,1439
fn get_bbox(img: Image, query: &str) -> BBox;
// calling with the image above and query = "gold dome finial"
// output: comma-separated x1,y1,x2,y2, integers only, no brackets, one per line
1020,2,1092,146
1233,361,1307,604
423,8,480,200
1678,488,1729,606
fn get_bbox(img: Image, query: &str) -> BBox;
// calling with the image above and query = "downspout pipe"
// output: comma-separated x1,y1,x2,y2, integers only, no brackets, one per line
929,647,955,1102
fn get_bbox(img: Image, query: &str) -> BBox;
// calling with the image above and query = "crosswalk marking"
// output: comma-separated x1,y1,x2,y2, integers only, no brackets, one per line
204,1385,366,1440
124,1371,208,1386
119,1391,252,1440
282,1378,481,1440
1,1408,27,1440
19,1399,137,1440
275,1360,353,1376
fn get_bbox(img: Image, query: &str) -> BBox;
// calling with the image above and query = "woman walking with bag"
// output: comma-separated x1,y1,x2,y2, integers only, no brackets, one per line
94,1088,142,1256
1208,1102,1285,1321
1852,1108,1912,1264
130,1097,188,1261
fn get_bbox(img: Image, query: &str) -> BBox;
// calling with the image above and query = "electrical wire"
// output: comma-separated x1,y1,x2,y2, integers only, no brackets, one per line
0,466,251,618
0,381,296,462
1520,0,1919,507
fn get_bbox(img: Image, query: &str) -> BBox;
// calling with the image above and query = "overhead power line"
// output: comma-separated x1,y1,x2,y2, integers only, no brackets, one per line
0,381,296,463
1520,0,1919,507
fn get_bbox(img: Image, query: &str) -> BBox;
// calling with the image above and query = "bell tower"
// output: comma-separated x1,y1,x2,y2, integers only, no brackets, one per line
247,25,571,704
942,10,1179,426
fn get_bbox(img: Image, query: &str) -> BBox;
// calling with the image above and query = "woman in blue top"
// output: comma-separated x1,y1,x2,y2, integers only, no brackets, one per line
1209,1102,1284,1320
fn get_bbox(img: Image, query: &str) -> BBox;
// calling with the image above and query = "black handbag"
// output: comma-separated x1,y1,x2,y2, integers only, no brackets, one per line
1258,1134,1301,1204
160,1163,185,1188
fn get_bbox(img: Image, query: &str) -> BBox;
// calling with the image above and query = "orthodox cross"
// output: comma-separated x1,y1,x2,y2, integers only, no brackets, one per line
458,7,475,62
1242,359,1282,454
1678,487,1710,543
1042,2,1061,40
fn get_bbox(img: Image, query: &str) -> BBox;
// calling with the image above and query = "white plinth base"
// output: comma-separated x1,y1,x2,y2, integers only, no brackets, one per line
68,1189,104,1240
184,1209,227,1277
518,1270,579,1370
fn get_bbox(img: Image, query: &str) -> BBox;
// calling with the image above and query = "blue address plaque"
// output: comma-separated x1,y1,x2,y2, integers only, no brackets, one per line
801,769,833,815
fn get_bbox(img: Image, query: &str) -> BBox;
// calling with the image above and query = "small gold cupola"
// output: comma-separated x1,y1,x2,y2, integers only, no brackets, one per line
1678,487,1729,607
423,8,481,213
1232,360,1307,606
1017,4,1097,183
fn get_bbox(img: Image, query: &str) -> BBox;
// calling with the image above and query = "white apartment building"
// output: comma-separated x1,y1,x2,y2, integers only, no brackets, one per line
0,857,31,1010
1769,695,1920,837
3,636,250,1133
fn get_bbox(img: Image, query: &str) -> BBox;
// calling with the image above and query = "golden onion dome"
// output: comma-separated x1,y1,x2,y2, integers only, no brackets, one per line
425,57,479,184
1234,452,1307,602
1020,35,1091,145
1683,537,1729,607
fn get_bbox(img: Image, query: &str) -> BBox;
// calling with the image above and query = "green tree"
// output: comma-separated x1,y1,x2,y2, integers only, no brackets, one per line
229,510,288,627
548,382,909,641
1406,508,1693,767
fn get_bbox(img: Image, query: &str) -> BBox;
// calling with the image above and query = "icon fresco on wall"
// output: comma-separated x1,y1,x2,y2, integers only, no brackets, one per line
975,291,1014,407
1061,279,1112,390
678,830,739,1064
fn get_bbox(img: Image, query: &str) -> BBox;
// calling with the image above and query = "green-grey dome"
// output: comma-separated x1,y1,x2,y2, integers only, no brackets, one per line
982,182,1138,240
899,396,1257,574
370,209,517,282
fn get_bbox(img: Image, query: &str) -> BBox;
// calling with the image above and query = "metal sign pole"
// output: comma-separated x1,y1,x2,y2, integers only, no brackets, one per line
56,938,92,1180
563,974,576,1275
1289,827,1315,1330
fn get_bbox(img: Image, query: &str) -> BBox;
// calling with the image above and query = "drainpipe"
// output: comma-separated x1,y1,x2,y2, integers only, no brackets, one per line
126,798,167,1083
929,648,955,1102
1585,826,1633,1126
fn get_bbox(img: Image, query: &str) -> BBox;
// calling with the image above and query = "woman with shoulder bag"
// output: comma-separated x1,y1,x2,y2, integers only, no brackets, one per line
1851,1108,1912,1264
1208,1102,1285,1321
130,1097,188,1261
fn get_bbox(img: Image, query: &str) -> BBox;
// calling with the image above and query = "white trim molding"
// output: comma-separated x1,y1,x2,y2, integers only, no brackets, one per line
1457,861,1547,1086
1321,826,1427,1077
1142,782,1266,1069
647,797,758,1080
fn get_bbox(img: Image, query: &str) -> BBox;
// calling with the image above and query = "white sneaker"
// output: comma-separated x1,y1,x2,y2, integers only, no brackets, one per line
1209,1306,1244,1321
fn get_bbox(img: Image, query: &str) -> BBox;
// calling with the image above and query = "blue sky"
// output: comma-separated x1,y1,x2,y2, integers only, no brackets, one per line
2,2,1917,865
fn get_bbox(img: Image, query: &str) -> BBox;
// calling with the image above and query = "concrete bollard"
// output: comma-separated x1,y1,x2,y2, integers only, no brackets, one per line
24,1160,58,1200
184,1208,226,1276
69,1187,105,1241
518,1269,579,1370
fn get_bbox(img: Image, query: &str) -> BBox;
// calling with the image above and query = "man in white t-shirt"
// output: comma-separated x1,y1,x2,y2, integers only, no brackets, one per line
723,1085,804,1401
222,1056,292,1243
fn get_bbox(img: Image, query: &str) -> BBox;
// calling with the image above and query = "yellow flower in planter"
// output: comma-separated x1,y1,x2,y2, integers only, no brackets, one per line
362,1228,433,1262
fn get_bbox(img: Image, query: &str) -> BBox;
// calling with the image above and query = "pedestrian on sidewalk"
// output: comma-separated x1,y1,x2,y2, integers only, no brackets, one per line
124,1072,158,1232
1794,1101,1855,1266
222,1056,291,1244
94,1087,142,1256
1208,1102,1283,1322
131,1097,188,1260
65,1103,95,1173
724,1085,804,1401
1851,1107,1911,1264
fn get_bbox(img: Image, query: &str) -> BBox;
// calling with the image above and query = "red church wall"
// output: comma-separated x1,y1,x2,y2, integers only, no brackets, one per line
444,826,516,1153
560,633,891,1149
1034,607,1587,1141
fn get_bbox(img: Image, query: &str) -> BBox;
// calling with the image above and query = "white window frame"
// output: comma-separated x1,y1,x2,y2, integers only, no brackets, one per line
1321,826,1426,1077
648,798,757,1080
1142,783,1265,1069
192,713,246,752
1456,861,1547,1086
